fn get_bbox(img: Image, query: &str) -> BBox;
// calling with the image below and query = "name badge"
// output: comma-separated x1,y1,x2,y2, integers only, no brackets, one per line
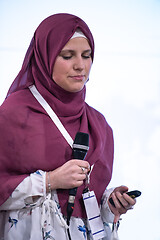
82,191,106,240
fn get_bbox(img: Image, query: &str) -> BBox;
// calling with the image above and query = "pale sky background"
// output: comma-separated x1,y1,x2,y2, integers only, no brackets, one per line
0,0,160,239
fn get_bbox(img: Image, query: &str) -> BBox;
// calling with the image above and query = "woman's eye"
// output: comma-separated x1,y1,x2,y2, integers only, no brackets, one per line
61,55,72,60
82,55,91,59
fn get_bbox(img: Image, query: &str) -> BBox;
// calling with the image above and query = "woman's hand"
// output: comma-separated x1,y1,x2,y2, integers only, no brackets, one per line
108,186,136,223
46,159,90,191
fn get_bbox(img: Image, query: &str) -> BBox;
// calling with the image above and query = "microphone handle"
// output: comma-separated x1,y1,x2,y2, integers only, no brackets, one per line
72,149,87,160
69,148,87,197
69,187,77,196
67,149,87,225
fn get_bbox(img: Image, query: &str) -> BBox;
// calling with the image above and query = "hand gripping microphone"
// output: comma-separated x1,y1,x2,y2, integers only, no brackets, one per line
67,132,89,225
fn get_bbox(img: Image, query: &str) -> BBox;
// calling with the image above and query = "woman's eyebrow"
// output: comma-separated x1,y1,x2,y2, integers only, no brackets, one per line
59,50,75,55
60,49,92,55
83,49,92,54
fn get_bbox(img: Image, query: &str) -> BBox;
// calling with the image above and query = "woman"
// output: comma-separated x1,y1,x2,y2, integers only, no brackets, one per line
0,13,135,240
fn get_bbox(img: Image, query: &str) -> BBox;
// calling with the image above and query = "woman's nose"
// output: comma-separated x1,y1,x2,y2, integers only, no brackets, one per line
73,57,84,71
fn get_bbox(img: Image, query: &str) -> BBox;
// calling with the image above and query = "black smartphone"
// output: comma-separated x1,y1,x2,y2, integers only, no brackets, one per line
109,190,141,207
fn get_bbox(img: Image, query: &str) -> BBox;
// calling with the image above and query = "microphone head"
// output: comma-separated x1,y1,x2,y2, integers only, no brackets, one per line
74,132,89,146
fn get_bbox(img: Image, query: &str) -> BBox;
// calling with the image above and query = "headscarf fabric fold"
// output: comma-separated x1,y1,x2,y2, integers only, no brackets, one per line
0,13,114,218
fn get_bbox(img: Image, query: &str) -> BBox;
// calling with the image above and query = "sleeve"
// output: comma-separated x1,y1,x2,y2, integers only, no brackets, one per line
101,188,115,223
0,170,46,211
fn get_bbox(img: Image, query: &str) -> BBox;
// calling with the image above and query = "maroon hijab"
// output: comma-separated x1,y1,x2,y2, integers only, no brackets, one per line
0,13,114,218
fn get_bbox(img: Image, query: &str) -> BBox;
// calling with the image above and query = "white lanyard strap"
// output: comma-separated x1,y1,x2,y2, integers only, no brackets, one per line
29,85,73,148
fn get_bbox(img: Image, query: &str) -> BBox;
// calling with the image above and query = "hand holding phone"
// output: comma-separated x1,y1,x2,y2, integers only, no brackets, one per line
109,190,141,208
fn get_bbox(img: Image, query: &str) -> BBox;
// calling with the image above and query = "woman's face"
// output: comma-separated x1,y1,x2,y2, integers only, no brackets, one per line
52,37,92,92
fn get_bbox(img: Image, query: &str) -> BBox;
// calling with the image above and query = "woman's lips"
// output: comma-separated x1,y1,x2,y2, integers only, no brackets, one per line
69,75,85,81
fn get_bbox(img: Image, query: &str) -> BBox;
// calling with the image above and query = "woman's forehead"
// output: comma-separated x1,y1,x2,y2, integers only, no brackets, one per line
61,37,91,51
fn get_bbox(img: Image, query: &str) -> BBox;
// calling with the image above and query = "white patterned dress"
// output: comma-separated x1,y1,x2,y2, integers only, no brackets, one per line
0,170,114,240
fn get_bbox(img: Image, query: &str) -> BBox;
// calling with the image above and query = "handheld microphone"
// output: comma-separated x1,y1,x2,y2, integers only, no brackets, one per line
67,132,89,225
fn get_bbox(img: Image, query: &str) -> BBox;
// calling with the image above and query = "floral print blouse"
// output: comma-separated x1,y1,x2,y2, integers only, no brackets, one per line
0,170,114,240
